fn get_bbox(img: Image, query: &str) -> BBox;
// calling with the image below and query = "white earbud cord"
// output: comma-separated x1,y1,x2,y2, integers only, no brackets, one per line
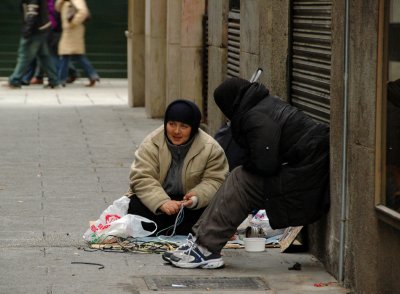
156,205,185,239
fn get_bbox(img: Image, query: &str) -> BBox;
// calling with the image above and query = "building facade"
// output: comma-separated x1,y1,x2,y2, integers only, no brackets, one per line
126,1,400,292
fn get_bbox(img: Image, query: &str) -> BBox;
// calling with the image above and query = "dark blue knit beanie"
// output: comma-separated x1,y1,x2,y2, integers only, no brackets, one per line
164,99,202,139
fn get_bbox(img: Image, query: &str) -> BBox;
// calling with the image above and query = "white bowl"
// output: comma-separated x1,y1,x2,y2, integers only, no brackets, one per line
243,237,266,252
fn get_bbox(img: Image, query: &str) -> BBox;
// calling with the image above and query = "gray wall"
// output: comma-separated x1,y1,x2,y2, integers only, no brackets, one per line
206,0,229,134
343,0,400,292
312,0,400,292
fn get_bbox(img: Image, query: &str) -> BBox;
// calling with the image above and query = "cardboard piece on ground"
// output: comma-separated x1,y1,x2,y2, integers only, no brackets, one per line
224,243,243,249
278,226,303,253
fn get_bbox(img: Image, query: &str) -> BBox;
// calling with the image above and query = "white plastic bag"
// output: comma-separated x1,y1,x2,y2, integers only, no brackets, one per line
83,196,157,244
251,209,285,237
107,214,157,238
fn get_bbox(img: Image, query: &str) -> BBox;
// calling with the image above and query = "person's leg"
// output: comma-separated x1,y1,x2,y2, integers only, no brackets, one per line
29,58,44,84
9,36,41,87
21,59,37,85
58,55,71,86
193,166,267,253
67,62,78,83
37,33,59,87
72,54,100,85
34,60,44,79
47,30,61,79
167,167,267,268
175,207,206,235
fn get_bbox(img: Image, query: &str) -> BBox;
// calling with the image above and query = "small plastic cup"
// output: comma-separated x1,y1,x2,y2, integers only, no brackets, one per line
243,237,266,252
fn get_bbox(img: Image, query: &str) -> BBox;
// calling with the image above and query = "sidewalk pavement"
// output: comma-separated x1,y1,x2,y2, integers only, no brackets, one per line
0,78,347,294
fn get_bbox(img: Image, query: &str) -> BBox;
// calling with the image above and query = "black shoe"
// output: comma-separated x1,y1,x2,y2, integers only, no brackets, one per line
2,83,21,89
44,84,60,89
86,78,99,87
66,76,77,84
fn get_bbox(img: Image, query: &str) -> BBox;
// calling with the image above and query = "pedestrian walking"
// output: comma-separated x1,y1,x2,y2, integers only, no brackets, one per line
22,0,79,86
5,0,59,89
55,0,100,87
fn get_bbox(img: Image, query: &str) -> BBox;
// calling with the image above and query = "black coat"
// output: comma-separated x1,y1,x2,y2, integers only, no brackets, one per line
225,82,330,229
214,122,246,171
21,0,51,38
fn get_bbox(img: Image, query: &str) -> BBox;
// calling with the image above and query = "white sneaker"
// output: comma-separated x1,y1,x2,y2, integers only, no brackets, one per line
162,233,195,263
169,240,224,269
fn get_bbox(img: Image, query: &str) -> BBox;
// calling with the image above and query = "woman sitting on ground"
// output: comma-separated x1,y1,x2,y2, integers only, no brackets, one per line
125,99,229,236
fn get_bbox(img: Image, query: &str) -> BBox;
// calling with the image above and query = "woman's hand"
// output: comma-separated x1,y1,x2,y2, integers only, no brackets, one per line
159,200,183,215
182,192,198,208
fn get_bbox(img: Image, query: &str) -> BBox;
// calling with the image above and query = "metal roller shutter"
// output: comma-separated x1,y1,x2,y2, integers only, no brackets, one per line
202,14,209,123
0,1,20,77
289,0,332,123
227,9,240,78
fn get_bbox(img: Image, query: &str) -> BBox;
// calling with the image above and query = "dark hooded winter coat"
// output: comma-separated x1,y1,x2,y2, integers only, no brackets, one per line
214,78,330,229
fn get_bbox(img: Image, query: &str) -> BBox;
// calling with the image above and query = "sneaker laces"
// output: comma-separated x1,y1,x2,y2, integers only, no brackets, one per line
179,233,194,250
170,233,195,251
180,235,209,262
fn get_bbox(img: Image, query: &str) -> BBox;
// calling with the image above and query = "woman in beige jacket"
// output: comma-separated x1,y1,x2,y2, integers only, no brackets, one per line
125,100,229,236
55,0,100,86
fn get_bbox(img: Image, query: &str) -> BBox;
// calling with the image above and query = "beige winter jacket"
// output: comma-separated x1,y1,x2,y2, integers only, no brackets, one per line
125,125,229,214
55,0,89,55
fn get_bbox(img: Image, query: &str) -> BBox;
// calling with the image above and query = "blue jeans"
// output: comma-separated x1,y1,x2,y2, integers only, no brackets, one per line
58,55,99,84
21,59,38,85
9,33,59,87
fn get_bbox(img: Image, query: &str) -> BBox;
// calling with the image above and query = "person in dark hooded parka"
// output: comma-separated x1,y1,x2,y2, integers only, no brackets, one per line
163,77,330,269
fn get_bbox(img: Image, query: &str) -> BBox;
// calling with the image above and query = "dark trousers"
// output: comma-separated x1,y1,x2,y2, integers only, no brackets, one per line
9,34,59,87
193,166,266,253
128,195,206,237
58,55,99,84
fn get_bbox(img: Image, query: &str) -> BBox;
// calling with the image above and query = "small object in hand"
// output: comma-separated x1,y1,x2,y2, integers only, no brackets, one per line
288,262,301,270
